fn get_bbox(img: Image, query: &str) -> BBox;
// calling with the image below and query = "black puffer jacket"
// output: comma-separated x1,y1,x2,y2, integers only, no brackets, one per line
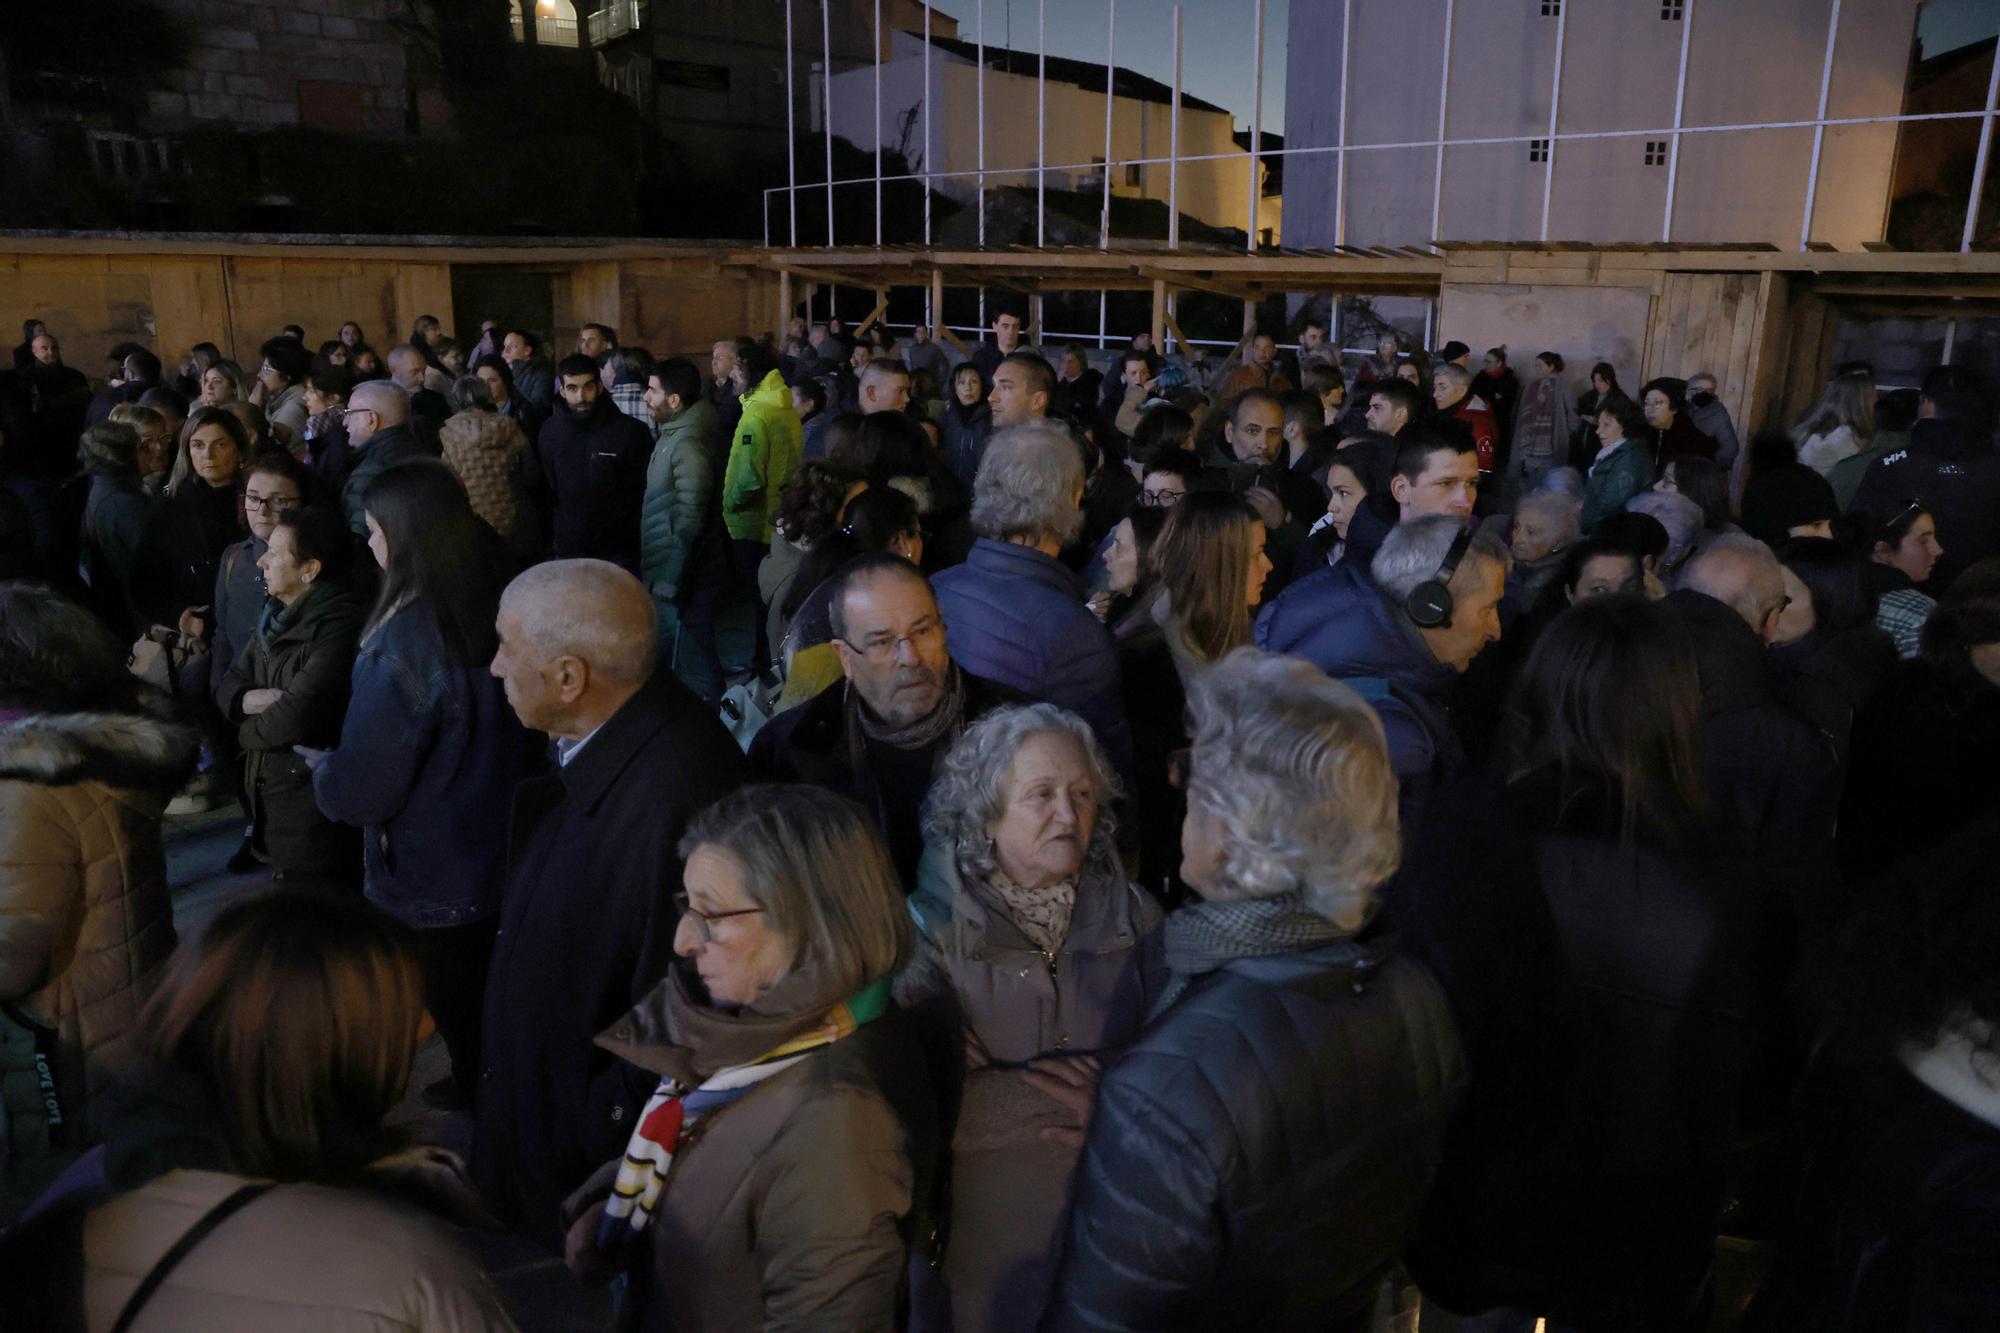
1042,928,1461,1332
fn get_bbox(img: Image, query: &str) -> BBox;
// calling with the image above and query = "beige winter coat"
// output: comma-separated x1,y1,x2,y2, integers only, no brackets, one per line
439,409,538,558
0,709,193,1219
82,1151,518,1331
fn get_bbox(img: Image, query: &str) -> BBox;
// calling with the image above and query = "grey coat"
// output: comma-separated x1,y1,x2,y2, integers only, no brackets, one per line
904,843,1165,1333
639,399,719,602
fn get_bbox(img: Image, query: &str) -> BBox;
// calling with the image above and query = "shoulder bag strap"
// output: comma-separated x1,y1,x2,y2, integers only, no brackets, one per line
108,1183,273,1333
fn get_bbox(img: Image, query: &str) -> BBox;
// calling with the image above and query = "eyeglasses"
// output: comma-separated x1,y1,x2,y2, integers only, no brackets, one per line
1140,488,1184,508
674,891,764,942
836,619,944,664
244,493,300,513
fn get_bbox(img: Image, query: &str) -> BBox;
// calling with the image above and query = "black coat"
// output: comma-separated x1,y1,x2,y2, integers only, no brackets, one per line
747,669,1015,888
1394,774,1756,1330
536,397,653,571
129,480,242,629
474,671,745,1247
1849,416,2000,590
1043,927,1461,1332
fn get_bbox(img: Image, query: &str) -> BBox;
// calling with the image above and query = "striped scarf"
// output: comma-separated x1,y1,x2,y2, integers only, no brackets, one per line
595,975,892,1264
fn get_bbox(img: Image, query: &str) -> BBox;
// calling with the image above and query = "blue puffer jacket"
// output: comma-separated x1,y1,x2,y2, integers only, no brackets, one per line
1043,930,1462,1331
933,537,1131,775
1255,561,1463,828
312,598,545,927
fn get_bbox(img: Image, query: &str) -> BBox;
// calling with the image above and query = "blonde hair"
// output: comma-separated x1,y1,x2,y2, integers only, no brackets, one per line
681,785,913,998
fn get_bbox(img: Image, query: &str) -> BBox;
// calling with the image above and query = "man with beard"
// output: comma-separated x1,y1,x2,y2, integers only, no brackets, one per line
538,353,654,572
750,554,1015,887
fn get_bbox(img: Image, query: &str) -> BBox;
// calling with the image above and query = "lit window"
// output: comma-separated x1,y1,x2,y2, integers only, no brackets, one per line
1661,1,1684,18
1540,0,1559,15
1644,140,1667,166
1528,139,1549,164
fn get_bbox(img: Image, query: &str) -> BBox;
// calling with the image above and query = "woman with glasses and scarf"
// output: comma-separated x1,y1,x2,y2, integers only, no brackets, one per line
561,784,938,1330
903,703,1163,1333
1045,650,1458,1331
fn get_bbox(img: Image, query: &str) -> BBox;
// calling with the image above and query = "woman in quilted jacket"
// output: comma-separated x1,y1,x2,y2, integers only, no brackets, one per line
439,374,540,561
0,583,196,1221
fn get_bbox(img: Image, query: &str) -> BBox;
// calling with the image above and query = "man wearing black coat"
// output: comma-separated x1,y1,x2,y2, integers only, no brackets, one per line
477,559,745,1248
1847,368,2000,590
538,353,653,573
749,556,1015,887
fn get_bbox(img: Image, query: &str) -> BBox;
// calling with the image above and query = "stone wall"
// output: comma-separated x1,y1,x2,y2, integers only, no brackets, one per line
145,0,411,137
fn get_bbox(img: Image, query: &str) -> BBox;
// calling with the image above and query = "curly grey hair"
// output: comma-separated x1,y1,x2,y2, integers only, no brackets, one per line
922,702,1123,888
969,423,1086,546
1371,514,1511,602
1184,648,1401,927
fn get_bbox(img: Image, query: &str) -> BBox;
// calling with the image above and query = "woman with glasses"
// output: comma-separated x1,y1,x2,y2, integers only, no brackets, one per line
904,704,1162,1333
562,784,938,1330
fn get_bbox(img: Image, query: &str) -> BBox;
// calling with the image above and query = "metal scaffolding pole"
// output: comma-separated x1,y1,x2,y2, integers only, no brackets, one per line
1429,0,1453,242
873,0,882,248
1661,0,1695,241
1100,0,1116,251
821,0,834,248
1038,0,1047,249
977,0,986,330
785,0,797,245
923,1,932,323
1245,0,1265,252
1959,33,2000,250
1539,0,1568,243
1335,0,1351,248
1167,5,1182,250
1799,0,1843,251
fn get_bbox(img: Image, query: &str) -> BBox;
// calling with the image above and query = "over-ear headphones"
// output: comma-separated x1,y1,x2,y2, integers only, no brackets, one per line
1405,525,1473,629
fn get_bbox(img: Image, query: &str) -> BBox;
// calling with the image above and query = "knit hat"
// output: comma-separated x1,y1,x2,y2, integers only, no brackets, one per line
1740,463,1837,547
1437,340,1470,362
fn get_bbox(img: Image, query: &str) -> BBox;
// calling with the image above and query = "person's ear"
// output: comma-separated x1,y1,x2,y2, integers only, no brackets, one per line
1870,539,1892,565
553,654,589,705
1390,474,1412,506
300,558,321,586
832,637,860,682
1033,390,1050,416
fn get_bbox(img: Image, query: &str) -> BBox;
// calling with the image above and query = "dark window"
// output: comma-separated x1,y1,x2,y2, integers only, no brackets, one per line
1124,163,1143,187
1661,1,1684,18
1644,140,1668,166
297,81,366,134
656,59,730,92
1540,0,1560,15
1528,138,1550,164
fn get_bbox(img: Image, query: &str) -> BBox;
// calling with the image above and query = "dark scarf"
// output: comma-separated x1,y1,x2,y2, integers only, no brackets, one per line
254,580,321,652
1153,892,1353,1018
619,956,871,1088
847,662,967,754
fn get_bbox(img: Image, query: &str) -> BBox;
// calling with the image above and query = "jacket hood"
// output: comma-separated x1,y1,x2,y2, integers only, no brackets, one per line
440,408,525,453
78,431,141,478
0,707,200,792
744,369,791,410
659,396,717,445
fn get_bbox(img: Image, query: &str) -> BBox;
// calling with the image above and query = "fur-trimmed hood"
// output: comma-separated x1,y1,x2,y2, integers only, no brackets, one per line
0,708,201,793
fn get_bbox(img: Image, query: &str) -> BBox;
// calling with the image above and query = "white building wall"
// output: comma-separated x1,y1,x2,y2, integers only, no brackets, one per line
1282,0,1917,251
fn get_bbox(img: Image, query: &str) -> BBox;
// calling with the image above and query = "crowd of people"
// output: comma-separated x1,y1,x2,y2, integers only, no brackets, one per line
1,301,1998,1331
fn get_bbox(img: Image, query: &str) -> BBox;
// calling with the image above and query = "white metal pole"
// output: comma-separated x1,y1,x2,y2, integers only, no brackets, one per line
1799,0,1843,251
1428,0,1453,243
1959,37,2000,250
1245,0,1265,252
873,0,882,248
1662,0,1695,242
786,0,797,245
1100,0,1116,251
1038,0,1047,248
822,0,835,248
1335,0,1351,248
1943,317,1959,363
977,0,986,257
923,2,932,251
1540,0,1567,243
1168,5,1182,250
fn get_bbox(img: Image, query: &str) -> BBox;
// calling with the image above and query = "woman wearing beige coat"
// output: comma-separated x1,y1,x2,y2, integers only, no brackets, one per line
0,587,194,1221
902,703,1165,1333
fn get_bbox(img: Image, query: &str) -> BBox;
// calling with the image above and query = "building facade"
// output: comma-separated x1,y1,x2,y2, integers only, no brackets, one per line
1281,0,1917,250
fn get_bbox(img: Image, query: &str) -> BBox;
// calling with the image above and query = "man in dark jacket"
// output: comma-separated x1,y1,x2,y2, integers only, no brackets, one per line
933,423,1131,776
538,353,653,573
502,329,555,411
751,555,1014,886
1202,389,1324,595
338,381,435,539
1256,516,1508,831
1848,368,2000,589
969,307,1030,383
477,559,745,1248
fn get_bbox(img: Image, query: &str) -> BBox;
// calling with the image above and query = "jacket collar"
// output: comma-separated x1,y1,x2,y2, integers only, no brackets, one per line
355,422,419,455
910,840,1141,958
1665,588,1776,715
555,671,692,812
660,397,717,446
965,537,1082,595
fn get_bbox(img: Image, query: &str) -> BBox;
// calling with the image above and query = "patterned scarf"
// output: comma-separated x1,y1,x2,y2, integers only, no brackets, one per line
594,976,892,1265
1152,893,1350,1018
983,868,1078,954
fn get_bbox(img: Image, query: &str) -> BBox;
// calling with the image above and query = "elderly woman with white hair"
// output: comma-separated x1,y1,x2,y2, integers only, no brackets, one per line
932,423,1131,774
901,703,1164,1333
1044,649,1463,1333
1506,489,1582,609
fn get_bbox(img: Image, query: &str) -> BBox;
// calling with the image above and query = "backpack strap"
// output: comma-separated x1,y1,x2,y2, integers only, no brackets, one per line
109,1183,273,1333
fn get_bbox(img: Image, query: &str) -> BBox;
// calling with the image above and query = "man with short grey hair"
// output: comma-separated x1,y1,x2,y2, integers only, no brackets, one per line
1258,513,1509,827
337,380,431,538
387,342,449,434
476,558,745,1249
934,423,1130,774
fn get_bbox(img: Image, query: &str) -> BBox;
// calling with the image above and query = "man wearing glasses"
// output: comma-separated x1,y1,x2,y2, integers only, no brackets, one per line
750,553,1016,887
335,380,430,540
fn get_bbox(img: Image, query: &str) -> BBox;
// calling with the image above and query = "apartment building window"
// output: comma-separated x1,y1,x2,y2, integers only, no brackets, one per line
1644,140,1668,166
1124,163,1142,187
1528,138,1549,164
1540,1,1559,15
1660,1,1684,19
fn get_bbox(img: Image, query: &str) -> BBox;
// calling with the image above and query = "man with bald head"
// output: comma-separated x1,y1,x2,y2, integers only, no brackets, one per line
475,559,745,1247
1667,535,1838,1116
387,342,449,435
338,380,433,538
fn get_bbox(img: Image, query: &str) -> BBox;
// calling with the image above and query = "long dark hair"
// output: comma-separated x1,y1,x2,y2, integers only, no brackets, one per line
784,484,919,619
1506,593,1707,845
358,461,509,665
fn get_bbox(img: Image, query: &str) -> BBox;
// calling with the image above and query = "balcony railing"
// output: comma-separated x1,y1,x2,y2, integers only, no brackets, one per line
508,12,579,47
586,0,645,46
